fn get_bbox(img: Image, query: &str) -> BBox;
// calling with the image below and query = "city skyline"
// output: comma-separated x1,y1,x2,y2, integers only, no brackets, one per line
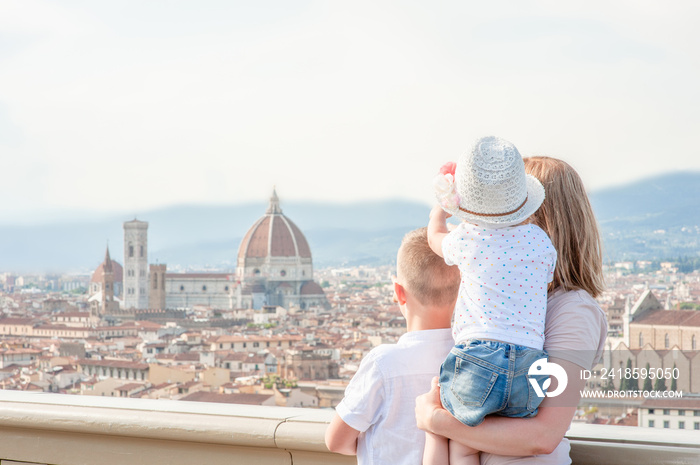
2,1,700,222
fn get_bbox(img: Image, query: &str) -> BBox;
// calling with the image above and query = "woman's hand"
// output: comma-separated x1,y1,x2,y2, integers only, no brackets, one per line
415,376,443,434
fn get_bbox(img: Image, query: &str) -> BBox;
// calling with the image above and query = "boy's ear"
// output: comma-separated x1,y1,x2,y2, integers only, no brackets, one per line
394,281,407,306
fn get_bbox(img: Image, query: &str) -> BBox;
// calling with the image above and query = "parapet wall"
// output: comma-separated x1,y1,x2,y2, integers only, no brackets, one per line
0,391,697,465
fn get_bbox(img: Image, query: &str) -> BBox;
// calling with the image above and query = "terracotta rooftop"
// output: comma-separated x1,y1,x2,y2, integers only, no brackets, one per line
300,281,325,296
632,309,700,327
640,398,700,409
180,391,274,405
237,190,312,261
78,359,149,370
90,253,123,284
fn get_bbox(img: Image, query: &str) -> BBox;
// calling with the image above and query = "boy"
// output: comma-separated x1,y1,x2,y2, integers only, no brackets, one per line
325,227,461,465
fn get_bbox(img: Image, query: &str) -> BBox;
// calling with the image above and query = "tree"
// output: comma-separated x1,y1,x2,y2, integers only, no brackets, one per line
642,363,653,392
627,359,639,391
670,363,678,392
654,375,667,392
619,359,632,391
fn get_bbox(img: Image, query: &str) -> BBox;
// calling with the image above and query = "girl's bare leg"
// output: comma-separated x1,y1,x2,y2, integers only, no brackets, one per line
449,439,479,465
423,432,449,465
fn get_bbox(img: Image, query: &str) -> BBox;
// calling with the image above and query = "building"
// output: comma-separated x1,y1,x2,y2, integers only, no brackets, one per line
123,219,149,310
78,359,149,382
233,189,327,310
161,189,327,311
639,398,700,430
88,247,122,319
88,249,123,302
165,273,233,309
626,290,700,351
149,264,167,310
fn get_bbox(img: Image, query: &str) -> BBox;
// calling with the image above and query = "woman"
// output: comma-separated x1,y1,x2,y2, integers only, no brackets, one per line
415,156,608,464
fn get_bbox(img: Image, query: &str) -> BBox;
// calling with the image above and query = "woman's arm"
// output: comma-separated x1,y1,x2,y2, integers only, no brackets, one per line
416,358,585,456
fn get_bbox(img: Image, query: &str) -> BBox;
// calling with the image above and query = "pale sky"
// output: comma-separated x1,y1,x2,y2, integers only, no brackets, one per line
2,0,699,223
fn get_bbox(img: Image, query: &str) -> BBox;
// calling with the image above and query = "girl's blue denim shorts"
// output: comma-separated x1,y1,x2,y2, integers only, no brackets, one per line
439,339,548,427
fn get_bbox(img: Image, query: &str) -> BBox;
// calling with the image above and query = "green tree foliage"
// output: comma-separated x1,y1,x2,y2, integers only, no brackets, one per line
654,375,667,392
642,363,653,391
670,364,678,392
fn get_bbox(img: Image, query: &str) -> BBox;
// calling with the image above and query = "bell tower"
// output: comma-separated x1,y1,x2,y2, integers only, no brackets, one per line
123,219,149,310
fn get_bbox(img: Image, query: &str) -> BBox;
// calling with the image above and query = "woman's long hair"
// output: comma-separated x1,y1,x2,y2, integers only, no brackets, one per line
524,156,605,298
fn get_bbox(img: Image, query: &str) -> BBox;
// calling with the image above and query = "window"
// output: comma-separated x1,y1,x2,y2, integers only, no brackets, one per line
280,270,286,277
638,333,643,347
695,411,700,417
679,410,686,416
224,286,229,291
153,275,158,289
648,420,655,428
129,245,134,258
202,285,207,291
180,285,185,291
663,409,670,415
693,335,697,351
648,409,655,414
140,245,144,257
679,421,685,429
695,422,699,430
664,333,669,349
663,421,670,428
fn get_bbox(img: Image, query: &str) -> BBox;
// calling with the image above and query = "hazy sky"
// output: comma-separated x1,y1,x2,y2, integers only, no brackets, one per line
2,0,699,223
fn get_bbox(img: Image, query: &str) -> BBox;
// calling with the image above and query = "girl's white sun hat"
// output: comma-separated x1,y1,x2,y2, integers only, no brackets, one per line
434,136,545,229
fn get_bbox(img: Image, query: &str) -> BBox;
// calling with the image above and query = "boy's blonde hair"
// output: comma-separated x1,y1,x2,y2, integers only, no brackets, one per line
397,227,460,308
523,156,605,298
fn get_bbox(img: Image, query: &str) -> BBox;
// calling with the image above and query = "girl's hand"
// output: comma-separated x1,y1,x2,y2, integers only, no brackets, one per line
415,376,443,434
430,205,451,220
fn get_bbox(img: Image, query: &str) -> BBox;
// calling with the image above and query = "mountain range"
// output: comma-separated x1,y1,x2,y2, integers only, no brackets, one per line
1,172,699,274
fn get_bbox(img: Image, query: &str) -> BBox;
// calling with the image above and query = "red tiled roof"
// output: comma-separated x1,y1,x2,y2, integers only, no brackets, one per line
91,259,123,284
78,359,148,370
640,398,700,409
180,391,273,405
632,310,700,327
237,194,312,261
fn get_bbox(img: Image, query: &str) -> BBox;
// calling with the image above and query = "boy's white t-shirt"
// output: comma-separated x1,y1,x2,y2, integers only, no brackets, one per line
442,222,556,350
335,328,454,465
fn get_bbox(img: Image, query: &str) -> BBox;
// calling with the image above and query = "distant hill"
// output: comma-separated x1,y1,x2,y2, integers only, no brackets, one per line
0,200,430,273
1,172,699,274
589,171,700,261
589,172,700,229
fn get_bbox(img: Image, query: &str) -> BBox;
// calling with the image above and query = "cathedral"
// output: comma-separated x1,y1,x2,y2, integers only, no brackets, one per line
233,189,327,310
88,190,327,317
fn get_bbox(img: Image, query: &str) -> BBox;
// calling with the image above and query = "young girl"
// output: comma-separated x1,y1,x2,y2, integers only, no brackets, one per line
425,136,557,465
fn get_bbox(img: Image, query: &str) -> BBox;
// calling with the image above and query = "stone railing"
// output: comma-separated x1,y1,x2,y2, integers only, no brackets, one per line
0,390,697,465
